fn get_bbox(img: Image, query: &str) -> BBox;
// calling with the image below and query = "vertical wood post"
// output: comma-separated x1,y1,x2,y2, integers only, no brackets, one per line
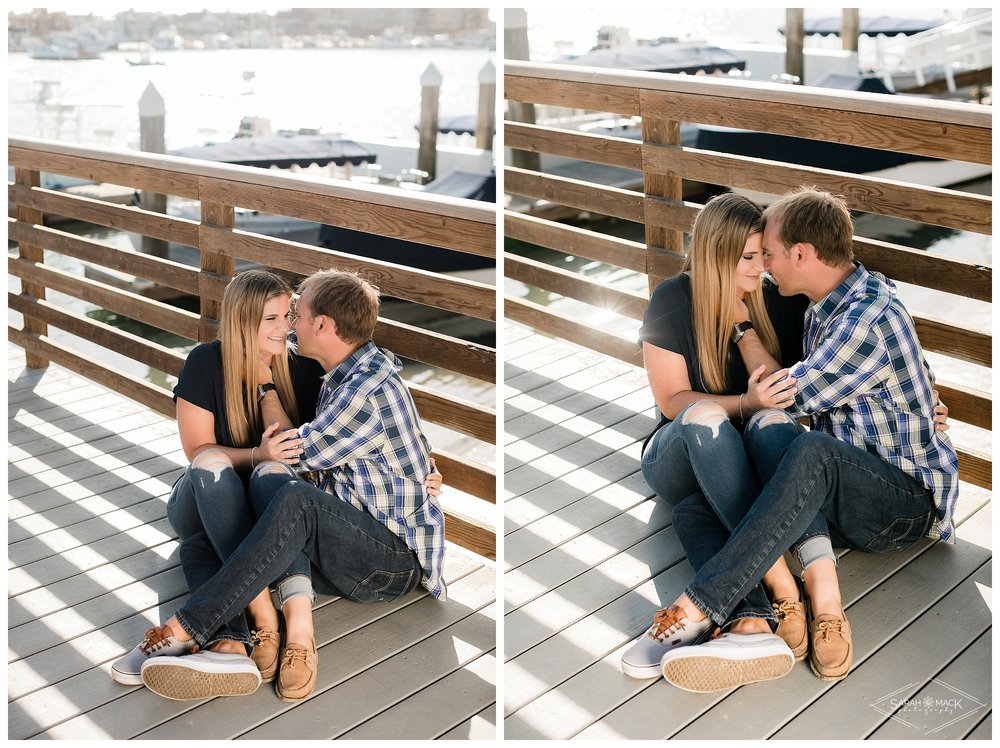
841,9,860,52
198,201,235,341
14,167,49,369
476,60,496,151
138,82,169,258
785,8,805,84
418,63,442,182
639,96,686,295
504,8,541,172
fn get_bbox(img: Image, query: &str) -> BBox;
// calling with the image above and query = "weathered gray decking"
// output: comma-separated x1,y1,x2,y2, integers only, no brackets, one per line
7,343,496,740
503,321,992,740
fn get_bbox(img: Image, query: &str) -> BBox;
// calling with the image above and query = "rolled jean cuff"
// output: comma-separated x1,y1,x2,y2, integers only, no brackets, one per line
723,609,778,632
794,535,837,571
276,573,315,607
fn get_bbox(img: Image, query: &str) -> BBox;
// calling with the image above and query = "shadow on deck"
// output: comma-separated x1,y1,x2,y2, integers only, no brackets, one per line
7,344,496,740
502,322,992,740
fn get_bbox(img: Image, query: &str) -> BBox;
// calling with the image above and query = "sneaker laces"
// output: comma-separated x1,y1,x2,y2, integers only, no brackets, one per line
815,619,846,643
140,625,198,655
648,607,687,642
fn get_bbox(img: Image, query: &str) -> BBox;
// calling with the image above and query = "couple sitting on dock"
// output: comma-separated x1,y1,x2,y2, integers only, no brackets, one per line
110,268,446,702
622,188,956,691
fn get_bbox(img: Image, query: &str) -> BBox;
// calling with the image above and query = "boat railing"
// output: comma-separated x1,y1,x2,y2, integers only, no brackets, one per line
878,11,993,90
8,135,497,559
504,60,991,492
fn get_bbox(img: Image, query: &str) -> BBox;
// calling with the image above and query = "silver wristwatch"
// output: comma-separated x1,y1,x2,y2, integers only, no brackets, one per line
257,382,277,401
731,320,754,344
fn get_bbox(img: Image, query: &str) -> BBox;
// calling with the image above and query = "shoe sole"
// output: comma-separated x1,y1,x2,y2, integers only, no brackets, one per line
663,654,794,693
110,668,143,686
621,660,664,679
142,664,261,700
809,658,851,681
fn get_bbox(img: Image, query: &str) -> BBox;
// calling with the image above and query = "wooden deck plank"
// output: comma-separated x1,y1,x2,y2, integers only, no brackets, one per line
868,628,991,739
339,652,497,740
967,712,992,739
503,472,660,611
438,704,497,740
8,540,179,627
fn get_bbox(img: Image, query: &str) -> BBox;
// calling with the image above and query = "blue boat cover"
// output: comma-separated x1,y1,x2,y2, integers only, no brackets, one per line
169,135,377,169
561,43,746,75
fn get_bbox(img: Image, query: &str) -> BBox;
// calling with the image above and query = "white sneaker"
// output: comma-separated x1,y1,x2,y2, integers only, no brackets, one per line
660,631,795,692
620,605,714,679
110,625,198,686
141,651,262,700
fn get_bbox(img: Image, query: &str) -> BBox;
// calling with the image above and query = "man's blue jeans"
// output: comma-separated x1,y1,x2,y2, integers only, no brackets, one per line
173,462,424,649
642,402,810,627
166,450,312,649
682,429,937,628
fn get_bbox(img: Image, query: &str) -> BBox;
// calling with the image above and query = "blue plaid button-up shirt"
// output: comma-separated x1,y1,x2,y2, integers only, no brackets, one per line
788,264,960,542
296,341,447,598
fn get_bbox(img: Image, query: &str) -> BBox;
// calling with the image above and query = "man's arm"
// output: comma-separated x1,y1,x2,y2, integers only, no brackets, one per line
260,389,296,431
733,297,783,376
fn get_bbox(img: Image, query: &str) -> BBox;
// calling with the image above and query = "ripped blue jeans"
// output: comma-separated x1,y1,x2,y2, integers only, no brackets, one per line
166,449,314,650
641,402,827,628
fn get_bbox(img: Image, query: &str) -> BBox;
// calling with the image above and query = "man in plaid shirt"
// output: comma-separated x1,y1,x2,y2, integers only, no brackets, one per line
655,188,959,693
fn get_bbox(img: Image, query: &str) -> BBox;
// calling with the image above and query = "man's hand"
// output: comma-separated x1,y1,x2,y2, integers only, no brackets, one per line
256,357,273,386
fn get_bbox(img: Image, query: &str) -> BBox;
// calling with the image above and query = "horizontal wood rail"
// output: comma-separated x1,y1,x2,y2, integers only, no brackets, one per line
505,62,992,492
9,136,497,559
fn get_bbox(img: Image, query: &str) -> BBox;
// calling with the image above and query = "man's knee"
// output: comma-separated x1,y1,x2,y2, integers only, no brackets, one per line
679,400,728,430
789,429,838,459
191,448,233,478
746,408,798,431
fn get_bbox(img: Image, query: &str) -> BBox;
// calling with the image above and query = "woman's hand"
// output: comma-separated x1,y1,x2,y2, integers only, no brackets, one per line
746,365,798,412
424,458,443,497
933,390,949,432
258,422,304,464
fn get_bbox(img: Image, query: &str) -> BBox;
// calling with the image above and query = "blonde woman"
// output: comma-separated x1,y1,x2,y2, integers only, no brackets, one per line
620,193,807,680
112,269,440,697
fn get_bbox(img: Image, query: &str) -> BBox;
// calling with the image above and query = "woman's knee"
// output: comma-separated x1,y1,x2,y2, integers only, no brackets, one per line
679,400,728,430
191,448,234,476
745,408,797,433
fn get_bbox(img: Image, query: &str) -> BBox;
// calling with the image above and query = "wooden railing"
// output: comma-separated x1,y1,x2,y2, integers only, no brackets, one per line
8,136,497,559
504,61,991,490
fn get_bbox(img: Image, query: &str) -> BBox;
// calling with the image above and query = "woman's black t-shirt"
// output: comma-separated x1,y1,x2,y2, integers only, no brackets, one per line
172,340,326,447
638,272,808,434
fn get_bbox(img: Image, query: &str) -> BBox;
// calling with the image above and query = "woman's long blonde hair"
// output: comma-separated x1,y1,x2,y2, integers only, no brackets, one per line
686,193,781,393
219,270,299,447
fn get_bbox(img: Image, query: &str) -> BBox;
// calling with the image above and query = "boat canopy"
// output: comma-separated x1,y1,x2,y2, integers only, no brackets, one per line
169,134,377,169
781,15,942,37
561,43,746,75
